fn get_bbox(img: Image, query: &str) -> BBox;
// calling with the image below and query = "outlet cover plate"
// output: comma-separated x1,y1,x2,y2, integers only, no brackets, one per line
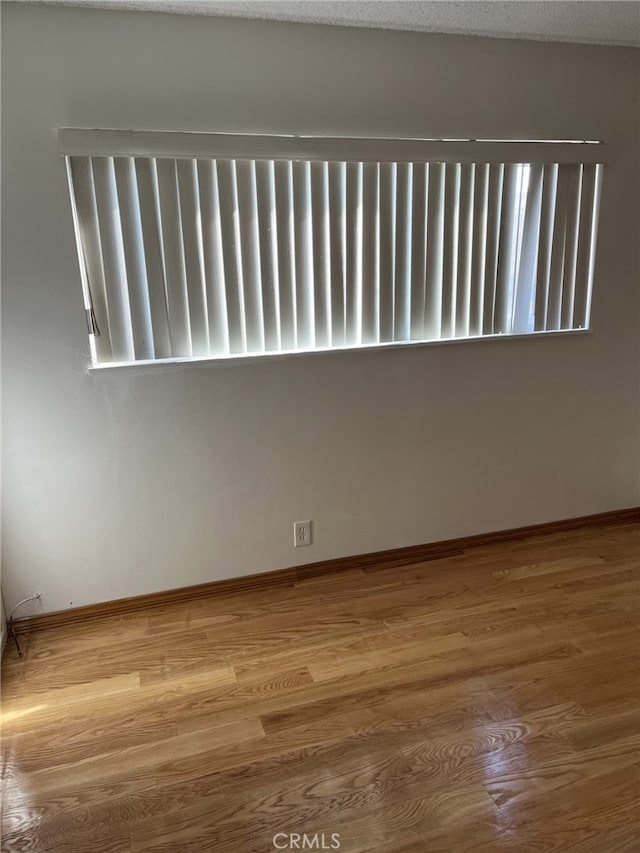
294,520,312,547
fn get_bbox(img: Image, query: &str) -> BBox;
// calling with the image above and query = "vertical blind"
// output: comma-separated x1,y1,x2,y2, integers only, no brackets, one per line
60,130,604,366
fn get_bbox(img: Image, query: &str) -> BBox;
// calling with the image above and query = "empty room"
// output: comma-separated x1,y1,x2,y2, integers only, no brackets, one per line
1,1,639,850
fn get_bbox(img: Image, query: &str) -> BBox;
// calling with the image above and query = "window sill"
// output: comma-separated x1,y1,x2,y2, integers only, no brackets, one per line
87,328,591,374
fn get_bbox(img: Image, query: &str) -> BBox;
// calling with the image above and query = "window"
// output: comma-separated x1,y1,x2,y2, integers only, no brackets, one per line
60,130,604,367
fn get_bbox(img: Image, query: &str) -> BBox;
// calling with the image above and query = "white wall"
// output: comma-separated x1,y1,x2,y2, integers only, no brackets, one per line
2,3,639,615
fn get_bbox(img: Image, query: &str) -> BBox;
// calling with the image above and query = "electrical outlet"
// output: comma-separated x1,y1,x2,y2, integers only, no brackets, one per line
294,520,312,547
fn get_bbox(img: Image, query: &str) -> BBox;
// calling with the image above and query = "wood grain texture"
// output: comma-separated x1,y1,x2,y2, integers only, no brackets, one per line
2,520,639,852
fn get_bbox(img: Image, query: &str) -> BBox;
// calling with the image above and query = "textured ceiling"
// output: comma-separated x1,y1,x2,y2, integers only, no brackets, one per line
16,0,640,47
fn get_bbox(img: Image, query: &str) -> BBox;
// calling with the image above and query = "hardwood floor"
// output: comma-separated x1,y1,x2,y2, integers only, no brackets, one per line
2,521,639,852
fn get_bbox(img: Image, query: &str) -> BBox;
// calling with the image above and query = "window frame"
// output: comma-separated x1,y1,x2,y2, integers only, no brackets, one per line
60,129,606,370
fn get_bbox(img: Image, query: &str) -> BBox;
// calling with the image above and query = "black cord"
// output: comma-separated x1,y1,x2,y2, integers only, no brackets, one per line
4,593,41,659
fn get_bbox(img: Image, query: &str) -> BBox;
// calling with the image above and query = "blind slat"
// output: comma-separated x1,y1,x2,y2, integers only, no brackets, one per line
345,163,363,346
441,163,461,339
293,161,314,349
361,162,380,344
68,156,114,363
394,162,413,343
311,161,331,349
583,165,603,328
573,164,600,329
196,159,230,356
329,162,346,347
546,164,570,331
176,158,209,356
215,159,246,353
379,162,396,343
513,164,543,335
455,163,475,337
92,157,135,361
65,158,99,364
494,163,520,334
482,164,504,335
560,165,583,329
424,163,445,340
468,163,489,337
255,160,280,352
236,160,265,353
410,163,429,341
274,161,296,351
155,158,192,357
534,164,558,331
113,158,154,360
134,159,172,359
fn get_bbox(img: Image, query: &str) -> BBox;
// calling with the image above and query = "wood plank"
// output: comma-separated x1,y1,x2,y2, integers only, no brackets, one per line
2,520,638,853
